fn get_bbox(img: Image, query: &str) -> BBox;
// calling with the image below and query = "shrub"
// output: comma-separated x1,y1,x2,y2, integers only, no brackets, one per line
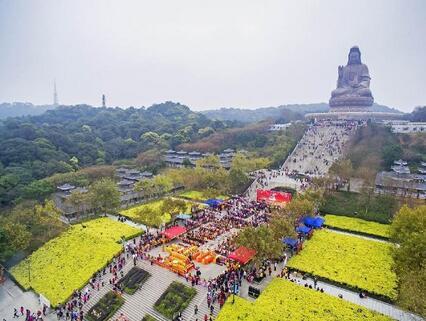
154,282,197,319
86,291,124,321
117,267,150,295
320,191,397,223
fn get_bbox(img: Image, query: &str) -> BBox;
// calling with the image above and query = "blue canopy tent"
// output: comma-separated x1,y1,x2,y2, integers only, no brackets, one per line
303,216,325,228
204,199,223,207
175,214,191,220
296,225,312,235
283,237,299,248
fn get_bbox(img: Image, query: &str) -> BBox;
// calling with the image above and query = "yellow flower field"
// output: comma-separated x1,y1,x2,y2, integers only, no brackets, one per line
325,214,391,238
287,229,397,300
216,278,394,321
179,190,227,202
11,218,141,307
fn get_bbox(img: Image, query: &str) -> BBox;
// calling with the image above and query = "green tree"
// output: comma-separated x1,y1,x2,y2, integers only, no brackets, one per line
196,155,221,169
281,196,314,218
65,190,89,221
23,180,55,201
0,223,31,263
269,214,297,241
135,179,156,200
236,226,283,263
390,205,426,317
329,159,353,191
152,175,173,195
135,207,163,228
161,198,188,220
88,178,121,215
5,200,65,252
231,153,270,173
227,168,250,194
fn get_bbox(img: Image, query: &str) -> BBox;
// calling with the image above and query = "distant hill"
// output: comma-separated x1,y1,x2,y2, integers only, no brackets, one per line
0,102,55,119
202,103,403,123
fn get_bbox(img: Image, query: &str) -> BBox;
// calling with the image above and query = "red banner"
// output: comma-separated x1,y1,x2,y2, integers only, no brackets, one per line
256,189,292,205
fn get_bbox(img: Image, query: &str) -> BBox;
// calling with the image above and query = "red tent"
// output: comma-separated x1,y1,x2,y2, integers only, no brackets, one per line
162,226,187,239
228,246,256,265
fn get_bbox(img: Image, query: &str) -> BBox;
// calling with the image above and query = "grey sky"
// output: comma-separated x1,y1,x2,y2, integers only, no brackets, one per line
0,0,425,112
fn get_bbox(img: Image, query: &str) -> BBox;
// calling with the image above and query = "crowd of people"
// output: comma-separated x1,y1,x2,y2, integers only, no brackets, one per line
11,306,48,321
282,120,359,177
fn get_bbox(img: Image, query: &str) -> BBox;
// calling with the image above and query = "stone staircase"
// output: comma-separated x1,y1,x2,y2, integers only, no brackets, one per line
82,257,218,321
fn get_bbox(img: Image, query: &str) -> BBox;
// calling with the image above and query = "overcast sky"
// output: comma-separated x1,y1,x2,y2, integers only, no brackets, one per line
0,0,425,112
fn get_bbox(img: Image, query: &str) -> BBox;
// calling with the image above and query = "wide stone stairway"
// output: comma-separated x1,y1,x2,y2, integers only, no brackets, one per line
82,257,218,321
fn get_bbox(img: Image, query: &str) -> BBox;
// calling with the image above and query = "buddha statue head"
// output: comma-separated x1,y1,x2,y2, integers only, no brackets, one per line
348,46,361,65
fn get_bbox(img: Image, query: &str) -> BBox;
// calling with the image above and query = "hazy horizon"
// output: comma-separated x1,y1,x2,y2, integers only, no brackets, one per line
0,0,425,112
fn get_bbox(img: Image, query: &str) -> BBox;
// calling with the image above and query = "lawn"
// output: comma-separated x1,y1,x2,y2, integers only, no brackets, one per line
287,230,397,301
120,198,200,227
179,190,228,202
324,214,391,238
154,281,197,319
216,278,394,321
11,218,141,307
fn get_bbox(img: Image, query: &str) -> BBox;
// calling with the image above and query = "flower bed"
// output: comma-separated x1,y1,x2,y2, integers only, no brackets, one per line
287,230,397,301
154,281,197,319
117,267,150,295
324,214,391,239
11,218,141,307
216,278,394,321
179,190,227,202
86,291,124,321
120,199,195,227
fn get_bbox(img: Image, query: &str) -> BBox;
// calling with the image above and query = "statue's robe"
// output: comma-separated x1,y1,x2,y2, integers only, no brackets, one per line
332,63,372,97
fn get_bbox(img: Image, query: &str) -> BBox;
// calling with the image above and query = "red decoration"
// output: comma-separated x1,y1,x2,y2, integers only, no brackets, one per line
256,189,292,205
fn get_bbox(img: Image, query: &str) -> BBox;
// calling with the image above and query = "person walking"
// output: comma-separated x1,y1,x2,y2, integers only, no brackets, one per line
194,305,198,315
13,309,19,318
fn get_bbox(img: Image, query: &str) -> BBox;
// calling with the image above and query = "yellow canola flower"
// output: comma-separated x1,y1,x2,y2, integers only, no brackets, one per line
216,278,394,321
287,230,397,300
11,218,140,307
325,215,391,238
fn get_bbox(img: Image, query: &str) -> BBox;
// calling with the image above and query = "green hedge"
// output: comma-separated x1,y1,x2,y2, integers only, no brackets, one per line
86,291,124,321
118,267,150,295
320,191,397,223
142,315,158,321
154,281,197,319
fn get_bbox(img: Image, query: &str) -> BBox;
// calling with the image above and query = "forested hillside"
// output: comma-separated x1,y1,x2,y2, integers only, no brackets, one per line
0,102,227,206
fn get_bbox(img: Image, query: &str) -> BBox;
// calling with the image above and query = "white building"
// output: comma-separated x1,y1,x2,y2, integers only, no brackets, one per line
269,123,292,131
382,120,426,133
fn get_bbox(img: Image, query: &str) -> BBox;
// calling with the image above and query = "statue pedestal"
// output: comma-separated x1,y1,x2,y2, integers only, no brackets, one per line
304,110,404,121
329,95,374,109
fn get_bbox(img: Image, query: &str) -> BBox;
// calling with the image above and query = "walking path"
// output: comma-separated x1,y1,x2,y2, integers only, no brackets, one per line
326,227,391,244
